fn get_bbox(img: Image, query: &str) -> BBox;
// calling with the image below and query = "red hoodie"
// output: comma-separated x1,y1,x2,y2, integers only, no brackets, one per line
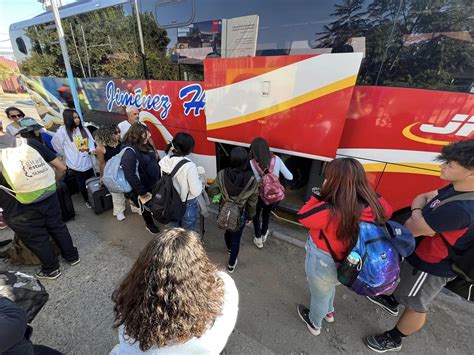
297,195,393,260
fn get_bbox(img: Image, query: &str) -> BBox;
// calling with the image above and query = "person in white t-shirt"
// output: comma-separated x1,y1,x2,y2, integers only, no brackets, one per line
110,228,239,355
118,106,139,139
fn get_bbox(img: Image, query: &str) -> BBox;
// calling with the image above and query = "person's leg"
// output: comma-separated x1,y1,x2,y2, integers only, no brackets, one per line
72,169,93,204
397,308,427,335
252,198,263,238
181,198,199,231
228,218,246,267
33,344,63,355
111,192,126,217
6,209,60,273
224,230,232,251
43,196,79,263
260,202,274,236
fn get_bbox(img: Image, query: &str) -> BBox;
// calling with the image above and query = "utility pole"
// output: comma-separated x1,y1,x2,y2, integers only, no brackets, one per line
40,0,84,122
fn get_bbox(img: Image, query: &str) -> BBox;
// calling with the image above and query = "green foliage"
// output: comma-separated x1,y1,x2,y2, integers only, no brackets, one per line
0,62,18,81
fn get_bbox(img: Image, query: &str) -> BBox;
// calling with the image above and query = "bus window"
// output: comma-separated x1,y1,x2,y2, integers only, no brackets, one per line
15,37,27,55
155,0,194,28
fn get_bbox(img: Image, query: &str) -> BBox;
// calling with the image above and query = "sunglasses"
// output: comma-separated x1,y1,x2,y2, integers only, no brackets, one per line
9,114,24,119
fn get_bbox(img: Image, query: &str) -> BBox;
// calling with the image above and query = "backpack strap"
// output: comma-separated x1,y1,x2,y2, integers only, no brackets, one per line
251,159,264,177
168,159,190,178
319,230,342,263
268,155,276,174
432,191,474,211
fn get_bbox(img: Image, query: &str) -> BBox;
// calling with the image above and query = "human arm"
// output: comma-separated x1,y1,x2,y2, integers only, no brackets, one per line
277,156,293,180
51,128,65,155
49,158,67,181
404,190,439,237
245,182,259,220
297,195,328,229
121,149,147,196
187,164,203,197
95,145,106,178
0,297,29,352
86,127,96,153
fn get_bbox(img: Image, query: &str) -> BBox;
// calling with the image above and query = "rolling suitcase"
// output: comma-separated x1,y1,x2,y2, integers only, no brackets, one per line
56,181,75,222
63,169,79,196
86,177,113,214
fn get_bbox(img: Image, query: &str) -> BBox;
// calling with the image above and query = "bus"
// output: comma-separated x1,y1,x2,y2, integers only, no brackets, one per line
9,0,474,217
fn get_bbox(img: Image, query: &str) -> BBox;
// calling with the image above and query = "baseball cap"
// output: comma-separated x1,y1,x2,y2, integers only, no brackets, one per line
17,117,44,134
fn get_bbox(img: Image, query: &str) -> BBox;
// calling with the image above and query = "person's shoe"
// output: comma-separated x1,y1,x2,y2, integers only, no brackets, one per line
36,269,61,280
0,239,12,248
296,304,321,336
69,257,80,266
367,295,399,317
116,213,126,221
253,237,263,249
262,230,270,243
324,311,335,323
85,202,92,209
366,332,402,353
227,259,238,273
130,204,141,215
146,224,160,234
227,249,231,255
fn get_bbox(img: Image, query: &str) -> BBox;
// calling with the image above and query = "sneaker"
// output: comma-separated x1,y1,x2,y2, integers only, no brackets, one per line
253,237,263,249
130,204,141,215
227,259,238,273
85,202,92,209
324,311,335,323
146,224,160,234
69,257,80,266
262,230,270,243
296,304,321,336
227,249,231,255
116,213,126,221
366,332,402,353
36,269,61,280
367,295,399,317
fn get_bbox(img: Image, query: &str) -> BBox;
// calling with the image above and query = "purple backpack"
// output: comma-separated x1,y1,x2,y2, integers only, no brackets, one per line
251,156,285,205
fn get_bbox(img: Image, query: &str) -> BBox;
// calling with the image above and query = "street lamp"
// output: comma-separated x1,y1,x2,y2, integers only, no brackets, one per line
37,0,84,122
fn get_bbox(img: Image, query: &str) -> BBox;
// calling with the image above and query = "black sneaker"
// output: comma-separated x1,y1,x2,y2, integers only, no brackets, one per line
69,257,81,266
366,295,399,316
36,269,61,280
146,224,160,234
366,332,402,353
296,304,321,335
227,259,238,273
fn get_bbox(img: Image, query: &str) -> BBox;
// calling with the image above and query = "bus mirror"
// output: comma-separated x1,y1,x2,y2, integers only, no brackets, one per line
16,37,27,55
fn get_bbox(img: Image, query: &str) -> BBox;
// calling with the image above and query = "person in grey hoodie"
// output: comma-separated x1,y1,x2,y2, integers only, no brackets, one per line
208,147,259,273
159,133,202,231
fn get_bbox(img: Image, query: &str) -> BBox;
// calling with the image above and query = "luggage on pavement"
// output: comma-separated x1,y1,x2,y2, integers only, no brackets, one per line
63,169,79,196
86,177,113,214
56,181,75,222
3,233,60,266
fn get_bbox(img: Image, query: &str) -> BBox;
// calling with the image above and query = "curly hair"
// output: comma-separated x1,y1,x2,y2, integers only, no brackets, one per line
112,228,224,351
94,123,119,147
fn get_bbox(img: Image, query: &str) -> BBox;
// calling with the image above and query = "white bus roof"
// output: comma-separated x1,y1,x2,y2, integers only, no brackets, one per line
9,0,129,31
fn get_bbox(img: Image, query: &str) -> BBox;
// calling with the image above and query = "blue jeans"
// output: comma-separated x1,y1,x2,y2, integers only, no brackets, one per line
305,237,338,327
179,198,199,231
224,212,247,266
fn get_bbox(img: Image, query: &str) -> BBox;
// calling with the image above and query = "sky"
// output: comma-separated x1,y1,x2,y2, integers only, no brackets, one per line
0,0,76,59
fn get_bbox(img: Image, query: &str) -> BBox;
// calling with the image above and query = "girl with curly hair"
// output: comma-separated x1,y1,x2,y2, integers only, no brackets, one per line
110,228,239,354
94,124,126,221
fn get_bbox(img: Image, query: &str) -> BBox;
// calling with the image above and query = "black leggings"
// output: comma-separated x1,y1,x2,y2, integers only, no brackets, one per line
70,168,94,203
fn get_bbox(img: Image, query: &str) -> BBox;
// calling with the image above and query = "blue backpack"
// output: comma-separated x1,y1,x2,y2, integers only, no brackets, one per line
322,220,415,296
103,147,136,194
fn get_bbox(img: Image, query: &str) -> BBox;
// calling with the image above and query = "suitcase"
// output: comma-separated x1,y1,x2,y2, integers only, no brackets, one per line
86,177,113,214
56,181,75,222
63,169,79,196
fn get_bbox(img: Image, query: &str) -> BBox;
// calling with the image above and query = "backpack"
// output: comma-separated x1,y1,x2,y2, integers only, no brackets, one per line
251,155,285,205
103,146,137,193
432,192,474,301
149,159,190,224
0,270,49,323
216,171,255,232
0,138,56,204
322,220,411,296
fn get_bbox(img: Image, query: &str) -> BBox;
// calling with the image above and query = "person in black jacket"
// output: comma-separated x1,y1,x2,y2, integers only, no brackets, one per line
121,123,160,234
0,297,61,354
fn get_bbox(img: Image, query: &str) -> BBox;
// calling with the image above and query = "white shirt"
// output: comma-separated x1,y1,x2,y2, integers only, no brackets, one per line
5,124,20,137
110,272,239,355
159,154,203,202
250,155,294,182
51,125,95,172
118,120,132,139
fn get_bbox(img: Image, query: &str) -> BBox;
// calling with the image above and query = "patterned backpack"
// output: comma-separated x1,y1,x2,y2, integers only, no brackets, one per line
251,155,285,205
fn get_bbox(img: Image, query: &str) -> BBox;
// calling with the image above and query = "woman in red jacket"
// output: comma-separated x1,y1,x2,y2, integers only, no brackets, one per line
296,158,393,336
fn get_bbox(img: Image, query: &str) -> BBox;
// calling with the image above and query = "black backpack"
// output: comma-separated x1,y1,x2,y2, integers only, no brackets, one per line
149,159,190,225
433,192,474,301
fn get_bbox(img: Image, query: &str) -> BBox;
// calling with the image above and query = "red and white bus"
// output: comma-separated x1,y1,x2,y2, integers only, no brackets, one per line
9,0,474,216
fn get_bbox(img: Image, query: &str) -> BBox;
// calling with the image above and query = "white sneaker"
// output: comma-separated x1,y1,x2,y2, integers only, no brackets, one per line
253,237,263,249
130,204,142,215
116,213,126,221
262,230,270,243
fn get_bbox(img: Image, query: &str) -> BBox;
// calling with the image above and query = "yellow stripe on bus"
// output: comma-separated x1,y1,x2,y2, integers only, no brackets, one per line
402,123,451,146
206,75,358,131
363,162,441,176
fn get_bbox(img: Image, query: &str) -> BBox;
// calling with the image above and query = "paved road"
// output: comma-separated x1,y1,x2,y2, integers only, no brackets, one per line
0,94,473,354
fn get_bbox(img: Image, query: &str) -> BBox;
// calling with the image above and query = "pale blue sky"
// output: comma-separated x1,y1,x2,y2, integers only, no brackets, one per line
0,0,76,58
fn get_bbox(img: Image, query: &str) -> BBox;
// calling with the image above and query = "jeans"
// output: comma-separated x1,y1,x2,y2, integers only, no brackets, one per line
70,168,94,203
252,197,275,238
305,237,338,327
224,212,247,266
4,195,79,273
179,198,199,231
